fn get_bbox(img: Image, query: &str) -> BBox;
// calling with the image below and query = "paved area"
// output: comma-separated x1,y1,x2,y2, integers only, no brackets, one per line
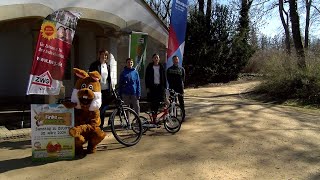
0,126,31,142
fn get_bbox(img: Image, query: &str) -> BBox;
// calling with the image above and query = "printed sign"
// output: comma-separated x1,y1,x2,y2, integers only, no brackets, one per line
26,10,81,95
31,104,74,161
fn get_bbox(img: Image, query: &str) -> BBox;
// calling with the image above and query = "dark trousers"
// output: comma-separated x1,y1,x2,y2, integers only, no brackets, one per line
100,89,110,128
148,84,165,115
178,94,185,111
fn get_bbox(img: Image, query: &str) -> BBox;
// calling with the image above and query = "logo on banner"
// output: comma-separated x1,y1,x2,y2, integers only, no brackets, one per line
138,38,144,43
41,21,57,40
32,71,53,87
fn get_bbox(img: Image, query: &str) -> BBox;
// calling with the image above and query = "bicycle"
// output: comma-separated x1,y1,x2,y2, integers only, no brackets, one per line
140,102,181,134
106,87,143,146
167,88,185,122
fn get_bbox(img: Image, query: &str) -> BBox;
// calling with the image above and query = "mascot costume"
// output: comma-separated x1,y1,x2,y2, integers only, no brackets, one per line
63,68,106,155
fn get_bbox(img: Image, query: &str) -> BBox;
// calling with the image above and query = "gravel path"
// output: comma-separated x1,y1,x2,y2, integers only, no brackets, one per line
0,80,319,180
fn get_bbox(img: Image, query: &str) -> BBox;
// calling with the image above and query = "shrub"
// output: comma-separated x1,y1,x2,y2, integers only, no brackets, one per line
254,52,320,105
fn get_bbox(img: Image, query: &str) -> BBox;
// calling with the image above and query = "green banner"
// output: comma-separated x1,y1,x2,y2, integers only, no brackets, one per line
130,32,148,79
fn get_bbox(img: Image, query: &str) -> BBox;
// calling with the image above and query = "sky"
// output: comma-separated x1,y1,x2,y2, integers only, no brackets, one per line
258,9,320,39
217,0,320,39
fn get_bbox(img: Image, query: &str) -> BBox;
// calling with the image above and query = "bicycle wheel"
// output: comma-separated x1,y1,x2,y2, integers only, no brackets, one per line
109,107,143,146
164,116,181,133
169,104,185,122
139,116,150,134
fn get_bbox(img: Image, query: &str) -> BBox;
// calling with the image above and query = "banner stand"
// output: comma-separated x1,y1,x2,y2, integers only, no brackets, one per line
45,83,65,104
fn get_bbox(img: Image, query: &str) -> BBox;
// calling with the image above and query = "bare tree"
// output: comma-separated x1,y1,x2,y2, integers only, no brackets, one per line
198,0,205,14
279,0,291,53
304,0,312,49
289,0,306,68
206,0,212,28
147,0,172,26
239,0,254,41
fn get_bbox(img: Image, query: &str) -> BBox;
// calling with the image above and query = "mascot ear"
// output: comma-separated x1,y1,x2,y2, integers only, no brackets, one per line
89,71,101,82
73,68,89,79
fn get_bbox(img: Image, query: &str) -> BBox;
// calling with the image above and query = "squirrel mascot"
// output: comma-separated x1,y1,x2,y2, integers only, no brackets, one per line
63,68,106,155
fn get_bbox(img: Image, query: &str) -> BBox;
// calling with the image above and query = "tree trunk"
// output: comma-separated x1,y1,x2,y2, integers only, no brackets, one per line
289,0,306,69
198,0,204,14
206,0,212,29
305,0,312,50
239,0,253,41
279,0,291,54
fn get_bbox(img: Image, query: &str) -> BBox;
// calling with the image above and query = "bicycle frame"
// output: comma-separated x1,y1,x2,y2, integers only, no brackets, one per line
108,87,143,146
167,88,181,117
111,88,131,129
141,102,181,133
145,104,170,124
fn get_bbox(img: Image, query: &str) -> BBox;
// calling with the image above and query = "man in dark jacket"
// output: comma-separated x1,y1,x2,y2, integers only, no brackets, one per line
166,55,185,112
145,53,166,122
89,49,112,129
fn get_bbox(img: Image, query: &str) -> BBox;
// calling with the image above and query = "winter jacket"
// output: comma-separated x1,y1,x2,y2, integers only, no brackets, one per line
88,60,111,89
145,62,167,89
166,64,185,94
119,67,141,97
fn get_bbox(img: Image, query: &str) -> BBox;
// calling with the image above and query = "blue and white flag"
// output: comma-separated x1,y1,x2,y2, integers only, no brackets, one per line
166,0,188,68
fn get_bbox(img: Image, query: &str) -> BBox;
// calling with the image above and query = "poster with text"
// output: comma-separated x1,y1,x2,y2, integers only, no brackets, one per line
26,10,81,95
31,104,74,161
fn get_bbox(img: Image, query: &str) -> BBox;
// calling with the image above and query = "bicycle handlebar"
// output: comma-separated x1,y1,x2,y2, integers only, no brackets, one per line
166,88,182,97
111,87,125,106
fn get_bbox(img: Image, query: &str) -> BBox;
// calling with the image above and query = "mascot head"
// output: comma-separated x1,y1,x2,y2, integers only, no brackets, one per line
70,68,102,111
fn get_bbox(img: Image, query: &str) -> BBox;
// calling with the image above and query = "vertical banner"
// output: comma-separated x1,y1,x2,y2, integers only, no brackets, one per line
166,0,188,68
26,10,81,95
129,31,148,78
31,104,74,161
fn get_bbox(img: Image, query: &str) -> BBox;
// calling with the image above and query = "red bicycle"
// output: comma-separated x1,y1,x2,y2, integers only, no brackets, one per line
140,102,181,134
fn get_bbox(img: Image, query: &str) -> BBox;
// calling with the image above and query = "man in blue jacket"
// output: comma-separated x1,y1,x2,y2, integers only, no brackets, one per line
119,58,141,115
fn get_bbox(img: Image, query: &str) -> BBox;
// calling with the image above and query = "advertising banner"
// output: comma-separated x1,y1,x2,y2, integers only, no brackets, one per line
129,32,148,78
166,0,188,68
26,10,81,95
31,104,74,161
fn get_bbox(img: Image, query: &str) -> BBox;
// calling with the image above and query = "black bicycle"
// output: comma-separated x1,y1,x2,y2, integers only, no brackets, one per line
106,88,143,146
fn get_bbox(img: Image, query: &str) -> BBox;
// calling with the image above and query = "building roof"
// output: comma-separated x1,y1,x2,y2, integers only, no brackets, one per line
0,0,168,45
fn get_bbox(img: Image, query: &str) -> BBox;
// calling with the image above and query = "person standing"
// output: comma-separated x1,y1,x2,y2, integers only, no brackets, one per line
89,49,112,129
145,53,166,123
119,58,141,115
166,55,185,115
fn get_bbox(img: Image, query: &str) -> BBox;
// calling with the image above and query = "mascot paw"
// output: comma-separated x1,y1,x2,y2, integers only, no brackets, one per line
75,146,85,157
92,129,106,144
62,101,77,109
86,147,97,154
76,136,86,144
69,127,80,137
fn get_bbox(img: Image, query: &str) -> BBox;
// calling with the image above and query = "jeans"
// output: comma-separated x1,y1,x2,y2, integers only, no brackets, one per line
100,104,108,129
